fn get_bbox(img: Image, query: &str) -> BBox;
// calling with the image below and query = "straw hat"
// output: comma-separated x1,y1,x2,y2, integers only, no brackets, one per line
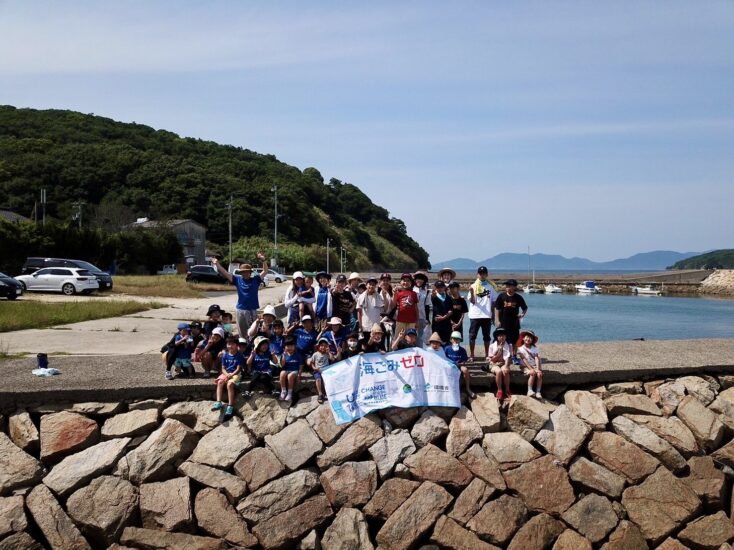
518,329,539,345
438,267,456,279
428,332,443,344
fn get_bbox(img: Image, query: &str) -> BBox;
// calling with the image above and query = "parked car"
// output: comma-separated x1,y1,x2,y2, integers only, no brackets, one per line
185,265,230,284
233,269,269,288
264,269,287,284
15,268,99,295
157,264,177,275
22,258,113,291
0,272,23,300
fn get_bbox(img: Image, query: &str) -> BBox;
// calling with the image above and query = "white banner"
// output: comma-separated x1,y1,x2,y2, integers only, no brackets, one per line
321,347,461,425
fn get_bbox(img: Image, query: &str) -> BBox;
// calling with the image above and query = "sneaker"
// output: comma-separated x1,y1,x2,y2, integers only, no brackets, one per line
496,390,504,400
279,389,287,400
535,391,543,399
211,402,224,411
165,371,173,380
285,391,293,402
241,390,253,399
223,406,234,420
511,356,522,366
506,390,513,399
527,388,535,397
202,372,211,379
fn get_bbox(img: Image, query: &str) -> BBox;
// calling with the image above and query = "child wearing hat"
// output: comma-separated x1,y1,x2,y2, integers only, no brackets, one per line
309,337,341,403
517,330,543,398
486,327,512,401
212,336,245,420
391,327,419,351
426,332,446,357
278,336,304,402
331,274,356,327
200,326,226,378
361,323,387,353
444,331,475,399
318,317,347,356
494,279,528,363
314,272,333,321
431,281,453,344
165,322,196,380
245,336,278,396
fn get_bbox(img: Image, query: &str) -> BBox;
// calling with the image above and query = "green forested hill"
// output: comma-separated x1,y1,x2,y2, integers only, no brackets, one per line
668,250,734,270
0,105,429,270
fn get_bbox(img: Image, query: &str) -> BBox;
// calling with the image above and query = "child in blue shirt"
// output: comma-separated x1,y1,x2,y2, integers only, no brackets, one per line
212,337,244,420
318,317,347,356
444,330,475,399
269,320,286,357
172,323,196,379
286,315,318,358
279,337,304,402
244,336,277,397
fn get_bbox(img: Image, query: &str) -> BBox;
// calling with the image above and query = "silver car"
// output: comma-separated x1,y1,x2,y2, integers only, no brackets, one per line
15,267,100,296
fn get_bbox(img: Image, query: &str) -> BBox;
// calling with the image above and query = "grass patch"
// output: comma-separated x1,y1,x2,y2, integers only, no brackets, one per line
0,301,166,332
111,274,231,298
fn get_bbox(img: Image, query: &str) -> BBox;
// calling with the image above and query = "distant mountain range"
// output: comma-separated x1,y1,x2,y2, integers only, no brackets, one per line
433,250,702,272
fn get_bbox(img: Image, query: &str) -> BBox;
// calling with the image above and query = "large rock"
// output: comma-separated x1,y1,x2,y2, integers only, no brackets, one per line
368,429,416,478
307,403,348,445
44,437,130,496
0,495,27,539
709,391,734,431
564,390,608,430
128,398,168,411
190,417,256,469
611,415,686,472
410,410,449,447
376,482,453,550
316,415,383,469
503,455,576,515
382,406,425,428
320,461,378,508
114,419,197,484
508,513,565,550
608,381,643,395
322,507,374,550
233,446,285,491
238,395,290,439
470,392,502,433
466,494,527,546
482,431,541,470
101,408,159,439
431,515,500,550
237,469,321,524
139,477,193,531
561,493,618,543
605,393,662,417
448,478,496,525
458,443,506,490
650,381,687,415
40,411,99,463
287,395,322,424
552,529,592,550
297,530,320,550
403,443,473,489
120,527,225,550
446,406,483,457
265,418,323,471
676,395,725,451
66,476,137,546
624,413,699,457
26,484,91,550
363,477,420,520
8,411,39,453
195,488,257,548
677,511,734,550
678,375,719,406
587,431,659,484
535,405,591,464
0,432,43,495
506,395,554,441
599,520,648,550
622,466,702,544
683,456,727,511
162,401,222,434
70,402,124,416
0,532,44,550
568,457,626,499
711,439,734,469
252,495,333,549
178,461,247,502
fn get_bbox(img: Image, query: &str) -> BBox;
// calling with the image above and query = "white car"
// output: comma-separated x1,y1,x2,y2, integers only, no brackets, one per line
264,270,287,284
15,267,100,296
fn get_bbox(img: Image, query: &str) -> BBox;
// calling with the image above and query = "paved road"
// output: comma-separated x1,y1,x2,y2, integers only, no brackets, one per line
0,283,288,355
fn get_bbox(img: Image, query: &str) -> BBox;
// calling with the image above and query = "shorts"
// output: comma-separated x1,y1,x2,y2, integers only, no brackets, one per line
469,318,492,341
395,321,416,335
174,358,192,369
503,324,520,347
283,366,300,373
489,363,508,374
216,373,241,385
313,371,322,380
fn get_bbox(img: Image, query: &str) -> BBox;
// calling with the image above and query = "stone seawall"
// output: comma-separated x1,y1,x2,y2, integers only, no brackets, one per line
701,269,734,296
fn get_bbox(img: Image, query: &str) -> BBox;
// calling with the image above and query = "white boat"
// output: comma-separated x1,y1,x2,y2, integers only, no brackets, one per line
523,283,545,294
545,284,563,294
575,280,601,294
632,285,662,296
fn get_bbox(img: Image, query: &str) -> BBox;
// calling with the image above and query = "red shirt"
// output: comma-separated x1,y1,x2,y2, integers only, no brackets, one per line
394,289,419,323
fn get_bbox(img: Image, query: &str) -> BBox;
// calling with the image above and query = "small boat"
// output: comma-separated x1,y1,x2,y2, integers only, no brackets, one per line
575,280,601,294
545,284,563,294
632,285,662,296
523,283,545,294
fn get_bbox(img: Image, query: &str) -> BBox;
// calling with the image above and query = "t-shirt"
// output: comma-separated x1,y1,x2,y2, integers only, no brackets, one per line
394,340,418,351
361,340,386,353
311,351,330,371
174,334,194,360
468,280,497,319
282,350,303,371
269,334,285,356
488,341,511,363
316,286,330,320
293,327,318,356
494,292,527,327
356,291,385,332
449,296,469,324
414,286,431,322
517,344,540,369
203,320,221,338
431,294,452,330
234,274,262,310
443,344,468,366
322,328,346,355
251,352,272,374
393,289,419,323
331,290,355,326
221,351,245,374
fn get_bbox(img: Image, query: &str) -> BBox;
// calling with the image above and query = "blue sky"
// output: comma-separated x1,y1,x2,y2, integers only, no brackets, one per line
1,1,732,263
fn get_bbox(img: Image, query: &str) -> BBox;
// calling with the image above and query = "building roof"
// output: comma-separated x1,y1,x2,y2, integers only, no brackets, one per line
0,209,30,223
132,218,207,231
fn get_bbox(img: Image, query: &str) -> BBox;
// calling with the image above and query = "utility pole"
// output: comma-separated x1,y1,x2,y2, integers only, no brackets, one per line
227,194,233,265
41,188,47,227
326,238,331,273
340,247,347,274
272,185,278,269
72,201,84,229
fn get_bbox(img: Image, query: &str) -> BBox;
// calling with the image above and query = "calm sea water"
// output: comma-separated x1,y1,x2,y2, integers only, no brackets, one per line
460,293,734,343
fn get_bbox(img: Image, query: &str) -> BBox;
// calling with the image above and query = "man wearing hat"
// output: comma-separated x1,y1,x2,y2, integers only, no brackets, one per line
347,272,362,299
314,271,333,321
356,277,385,339
389,273,419,336
438,267,456,287
467,266,498,361
212,252,268,338
413,271,431,346
494,279,528,361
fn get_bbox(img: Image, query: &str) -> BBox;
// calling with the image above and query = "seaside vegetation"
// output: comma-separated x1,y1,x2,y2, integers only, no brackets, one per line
0,105,430,272
668,249,734,270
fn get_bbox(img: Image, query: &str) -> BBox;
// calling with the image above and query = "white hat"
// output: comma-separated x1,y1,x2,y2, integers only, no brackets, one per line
262,305,276,317
212,327,225,338
293,271,305,280
348,272,362,281
238,337,247,344
450,331,462,342
329,317,343,325
301,315,313,321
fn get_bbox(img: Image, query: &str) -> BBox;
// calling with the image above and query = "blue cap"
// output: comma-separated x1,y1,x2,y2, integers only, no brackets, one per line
177,322,190,330
405,328,417,336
